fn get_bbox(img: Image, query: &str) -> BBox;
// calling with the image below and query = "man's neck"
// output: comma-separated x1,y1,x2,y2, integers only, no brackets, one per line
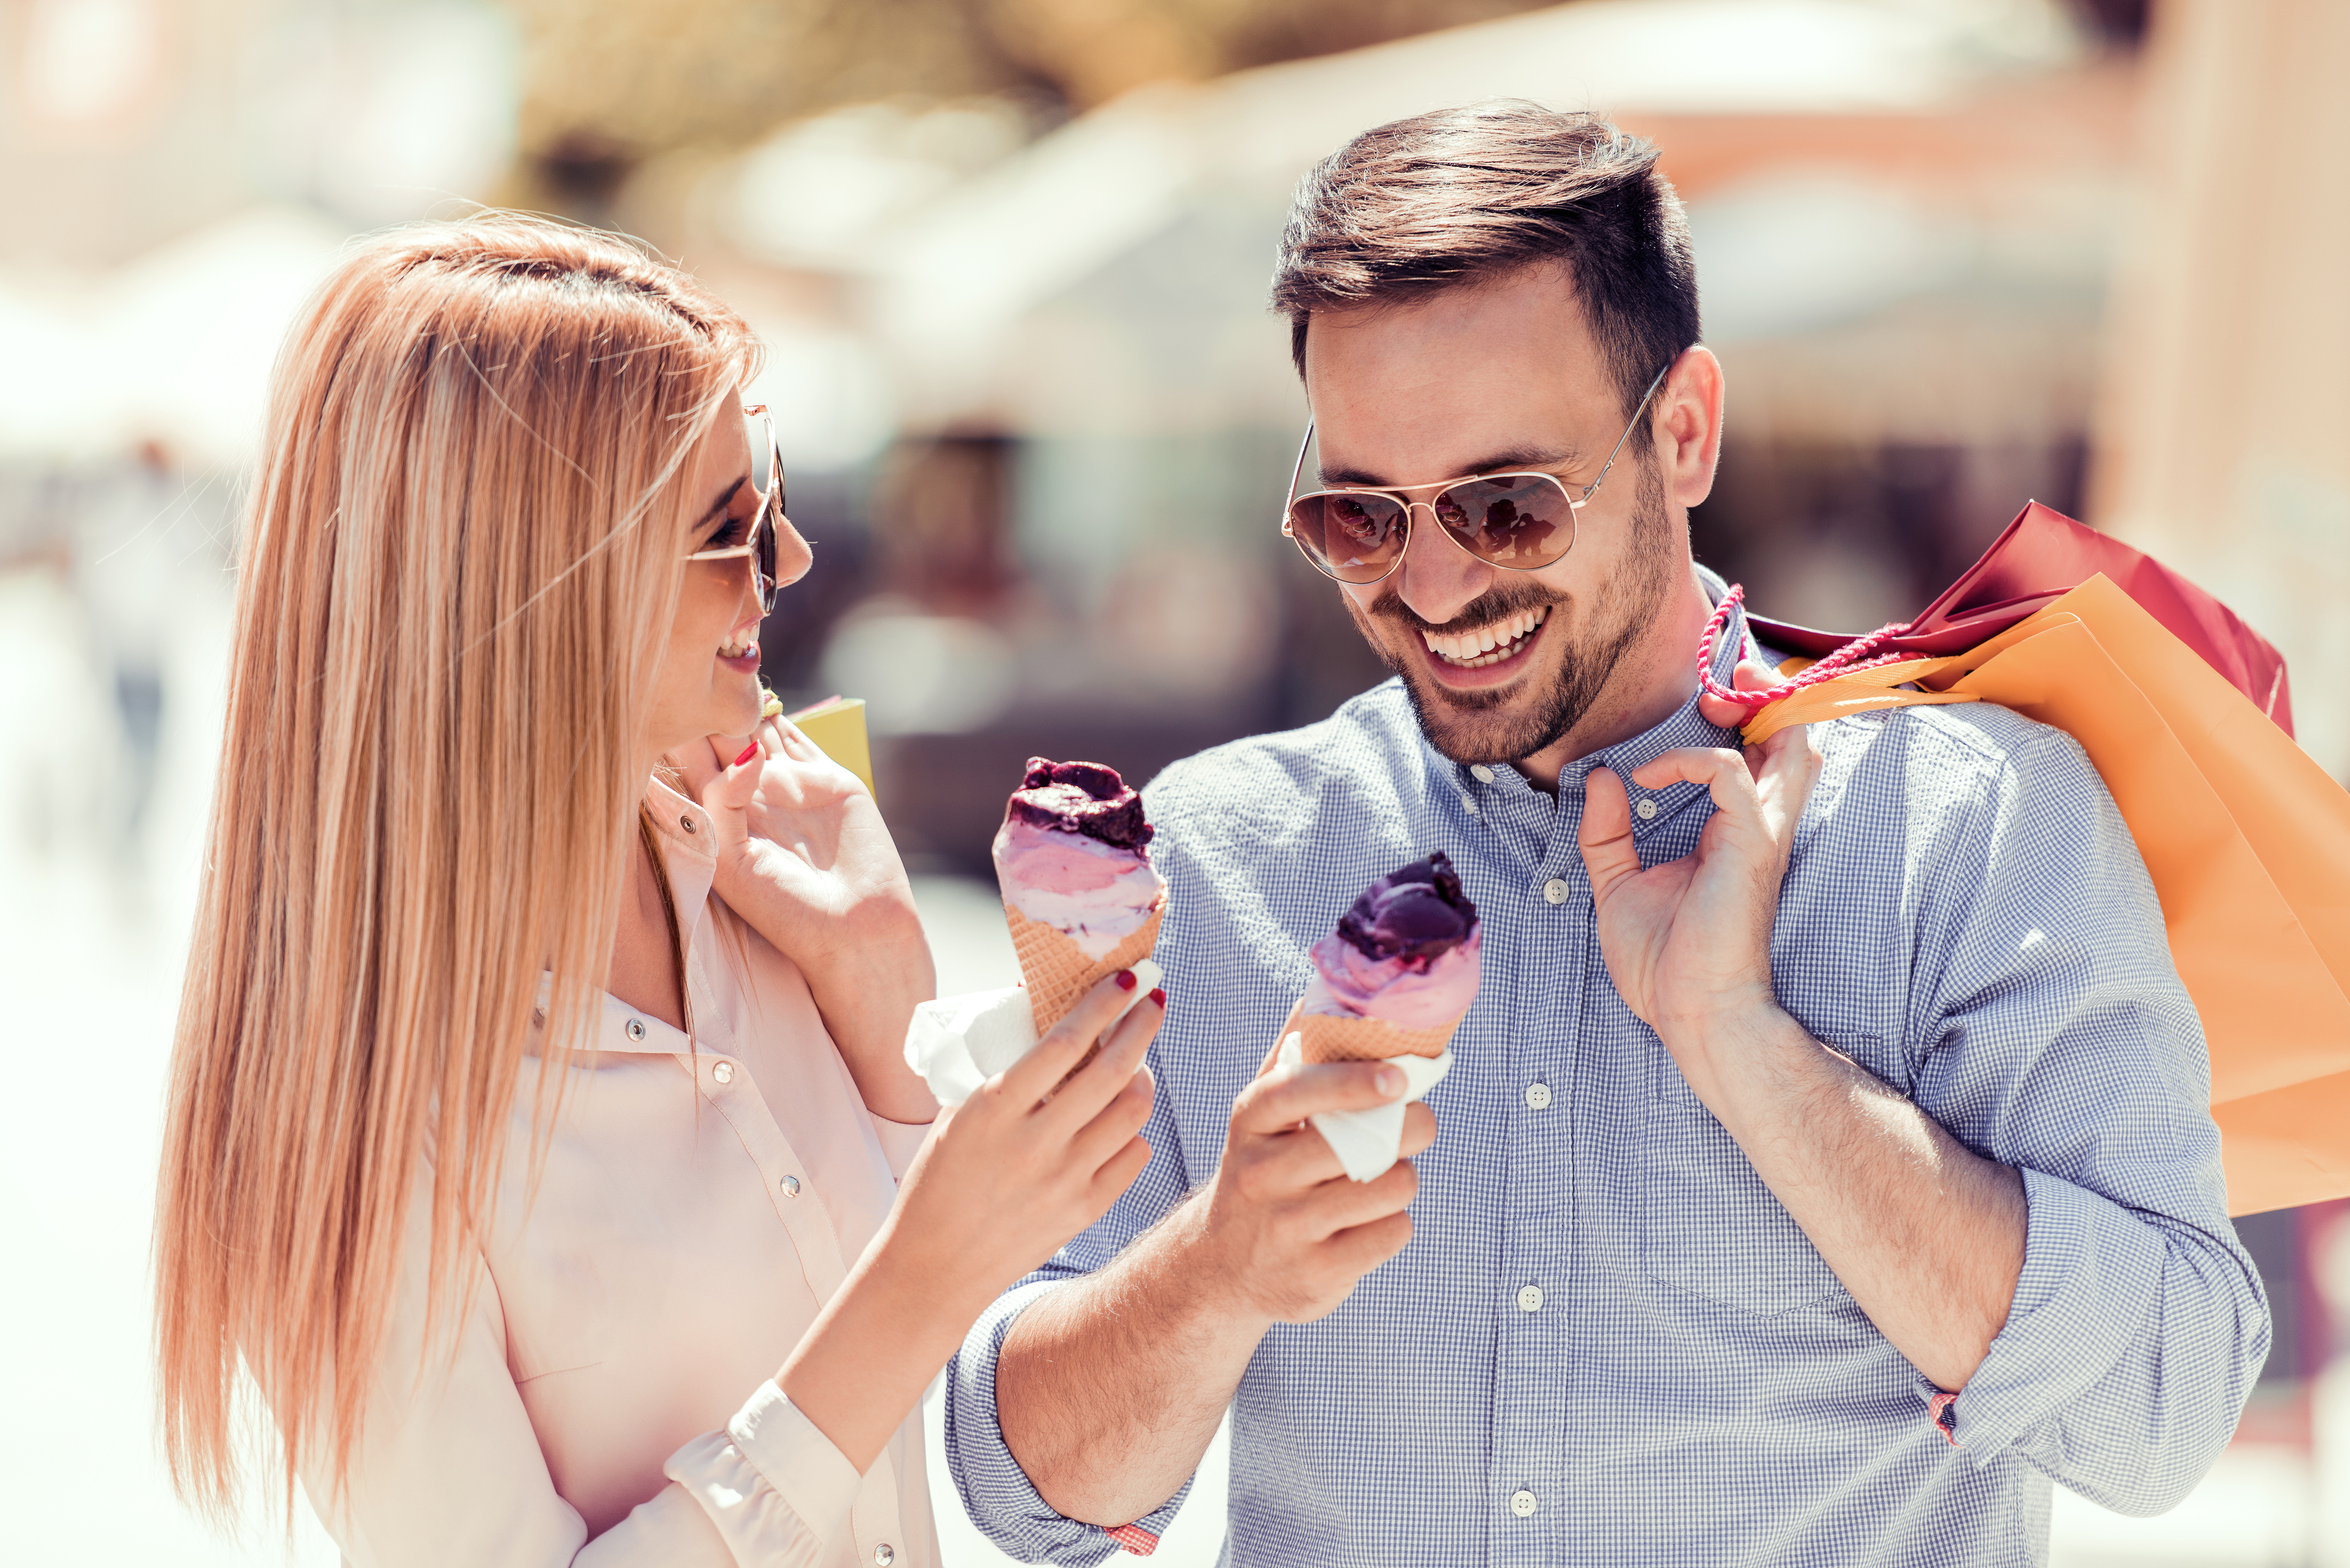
1514,566,1717,794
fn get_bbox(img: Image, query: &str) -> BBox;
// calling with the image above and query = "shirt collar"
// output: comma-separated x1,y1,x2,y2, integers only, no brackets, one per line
1425,564,1753,839
556,775,723,1059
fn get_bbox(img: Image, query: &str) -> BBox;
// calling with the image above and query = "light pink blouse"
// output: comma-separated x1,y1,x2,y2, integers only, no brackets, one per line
311,779,939,1567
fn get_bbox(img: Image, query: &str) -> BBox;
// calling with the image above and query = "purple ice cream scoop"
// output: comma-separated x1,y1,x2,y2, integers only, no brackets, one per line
1335,852,1477,966
1304,852,1483,1030
1005,758,1154,850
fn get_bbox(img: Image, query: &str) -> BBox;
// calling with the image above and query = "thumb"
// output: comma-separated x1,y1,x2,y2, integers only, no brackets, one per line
1697,657,1778,731
1577,765,1640,898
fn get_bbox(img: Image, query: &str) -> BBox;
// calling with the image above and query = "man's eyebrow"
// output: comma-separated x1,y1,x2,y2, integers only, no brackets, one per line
693,476,749,533
1317,446,1585,488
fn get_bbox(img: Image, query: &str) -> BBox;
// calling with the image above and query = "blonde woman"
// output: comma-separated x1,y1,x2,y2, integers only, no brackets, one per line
153,216,1160,1567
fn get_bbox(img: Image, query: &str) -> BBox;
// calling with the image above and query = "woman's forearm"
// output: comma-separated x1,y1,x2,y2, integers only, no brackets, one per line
777,1212,990,1472
796,901,938,1123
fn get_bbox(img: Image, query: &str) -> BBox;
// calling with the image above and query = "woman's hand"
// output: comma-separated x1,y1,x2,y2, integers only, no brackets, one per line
892,971,1161,1289
684,718,937,1122
776,970,1161,1471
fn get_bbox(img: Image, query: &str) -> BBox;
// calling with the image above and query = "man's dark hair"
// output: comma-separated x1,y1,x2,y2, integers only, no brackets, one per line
1271,101,1700,431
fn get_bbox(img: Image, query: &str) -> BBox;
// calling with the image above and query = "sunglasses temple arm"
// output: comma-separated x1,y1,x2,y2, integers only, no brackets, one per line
1284,421,1315,524
1582,361,1674,500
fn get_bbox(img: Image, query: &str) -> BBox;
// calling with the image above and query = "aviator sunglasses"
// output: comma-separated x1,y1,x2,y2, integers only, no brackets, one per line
1280,364,1669,586
683,403,785,614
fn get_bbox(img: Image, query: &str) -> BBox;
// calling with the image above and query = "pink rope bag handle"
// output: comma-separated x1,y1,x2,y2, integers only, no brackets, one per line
1695,583,1921,713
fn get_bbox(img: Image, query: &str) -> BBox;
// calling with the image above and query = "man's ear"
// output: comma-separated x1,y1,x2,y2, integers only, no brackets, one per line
1654,345,1725,510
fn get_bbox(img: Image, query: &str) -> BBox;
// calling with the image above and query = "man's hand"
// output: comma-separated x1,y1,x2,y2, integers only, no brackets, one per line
996,1036,1437,1528
683,718,936,1121
1577,718,1820,1105
1201,1052,1437,1324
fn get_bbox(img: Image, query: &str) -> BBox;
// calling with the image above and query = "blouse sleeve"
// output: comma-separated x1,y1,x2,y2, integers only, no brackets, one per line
312,1190,863,1567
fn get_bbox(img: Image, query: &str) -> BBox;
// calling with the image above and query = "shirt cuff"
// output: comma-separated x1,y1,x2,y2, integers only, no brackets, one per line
869,1112,933,1181
664,1380,861,1556
945,1278,1197,1565
1933,1165,2166,1461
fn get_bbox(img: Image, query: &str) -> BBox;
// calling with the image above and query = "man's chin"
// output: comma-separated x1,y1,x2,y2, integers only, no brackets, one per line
1396,661,1557,766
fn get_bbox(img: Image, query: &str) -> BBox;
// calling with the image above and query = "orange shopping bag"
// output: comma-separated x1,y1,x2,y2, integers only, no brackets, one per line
1719,506,2350,1216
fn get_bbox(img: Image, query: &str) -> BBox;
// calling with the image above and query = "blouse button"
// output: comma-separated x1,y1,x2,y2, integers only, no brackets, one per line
624,1018,647,1042
711,1061,734,1085
779,1174,801,1198
680,813,698,833
874,1545,896,1566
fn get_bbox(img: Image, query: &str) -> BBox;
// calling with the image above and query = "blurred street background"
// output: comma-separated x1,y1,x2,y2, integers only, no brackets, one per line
4,0,2349,1562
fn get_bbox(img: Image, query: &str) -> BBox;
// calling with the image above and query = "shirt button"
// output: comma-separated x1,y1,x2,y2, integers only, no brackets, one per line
624,1018,647,1042
779,1174,802,1198
1524,1083,1552,1111
1510,1488,1538,1518
711,1060,734,1085
1470,764,1495,783
1516,1284,1544,1312
1542,878,1569,904
874,1546,895,1566
679,813,698,833
1635,796,1660,820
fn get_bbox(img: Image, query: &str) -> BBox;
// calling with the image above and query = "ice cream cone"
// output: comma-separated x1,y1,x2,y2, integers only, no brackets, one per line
1004,897,1167,1033
1294,1008,1457,1064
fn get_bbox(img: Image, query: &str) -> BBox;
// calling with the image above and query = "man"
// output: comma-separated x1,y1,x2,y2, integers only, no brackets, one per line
945,102,2267,1566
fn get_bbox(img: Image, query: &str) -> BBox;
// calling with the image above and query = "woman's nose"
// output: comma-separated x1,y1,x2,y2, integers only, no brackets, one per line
774,515,815,591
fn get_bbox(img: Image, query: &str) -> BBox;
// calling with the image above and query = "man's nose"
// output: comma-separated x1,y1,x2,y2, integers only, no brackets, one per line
1392,504,1491,626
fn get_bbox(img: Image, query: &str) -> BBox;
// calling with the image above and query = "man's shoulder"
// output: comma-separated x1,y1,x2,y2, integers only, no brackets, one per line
1142,679,1425,846
1811,696,2110,843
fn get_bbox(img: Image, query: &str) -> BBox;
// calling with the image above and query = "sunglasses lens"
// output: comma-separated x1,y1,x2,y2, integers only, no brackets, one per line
1436,476,1576,568
1288,492,1408,583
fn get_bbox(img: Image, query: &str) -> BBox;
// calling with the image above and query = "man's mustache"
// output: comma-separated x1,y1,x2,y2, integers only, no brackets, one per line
1359,583,1565,637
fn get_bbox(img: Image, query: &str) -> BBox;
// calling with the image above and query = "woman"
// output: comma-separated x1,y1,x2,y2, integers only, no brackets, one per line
153,215,1160,1566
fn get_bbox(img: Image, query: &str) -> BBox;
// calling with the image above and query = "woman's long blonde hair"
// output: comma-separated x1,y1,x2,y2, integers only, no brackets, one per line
154,215,759,1521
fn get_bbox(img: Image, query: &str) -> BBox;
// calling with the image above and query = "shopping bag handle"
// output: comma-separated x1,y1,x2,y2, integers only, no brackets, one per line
1699,584,1983,745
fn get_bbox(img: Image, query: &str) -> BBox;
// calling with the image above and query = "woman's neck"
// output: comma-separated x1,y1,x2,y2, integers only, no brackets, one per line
605,804,689,1032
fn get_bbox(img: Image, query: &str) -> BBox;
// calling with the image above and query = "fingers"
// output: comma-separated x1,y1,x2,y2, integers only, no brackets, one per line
998,969,1153,1109
698,729,771,820
1398,1101,1436,1159
1045,987,1166,1131
1068,1060,1155,1174
1625,746,1759,819
1576,765,1640,895
1695,656,1779,730
1234,1058,1408,1136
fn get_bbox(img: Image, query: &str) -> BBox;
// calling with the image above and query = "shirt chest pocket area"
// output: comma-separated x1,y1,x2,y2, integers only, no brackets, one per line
1637,1038,1869,1317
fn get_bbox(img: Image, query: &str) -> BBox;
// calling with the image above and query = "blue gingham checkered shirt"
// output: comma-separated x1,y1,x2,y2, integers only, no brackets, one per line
945,586,2268,1566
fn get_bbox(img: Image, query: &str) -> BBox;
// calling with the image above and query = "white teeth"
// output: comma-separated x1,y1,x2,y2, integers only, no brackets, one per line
1420,605,1549,668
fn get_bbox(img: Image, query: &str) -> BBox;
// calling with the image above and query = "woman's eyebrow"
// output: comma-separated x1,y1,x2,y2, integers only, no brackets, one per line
694,476,749,533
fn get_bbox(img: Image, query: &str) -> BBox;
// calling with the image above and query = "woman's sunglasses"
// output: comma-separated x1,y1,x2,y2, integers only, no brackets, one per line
1279,364,1668,586
684,404,785,614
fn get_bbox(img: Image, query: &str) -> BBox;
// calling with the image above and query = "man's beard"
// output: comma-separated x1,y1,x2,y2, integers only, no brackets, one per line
1348,457,1678,767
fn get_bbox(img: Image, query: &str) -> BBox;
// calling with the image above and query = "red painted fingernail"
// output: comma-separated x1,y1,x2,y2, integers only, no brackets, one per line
732,741,758,768
1114,970,1138,991
1149,987,1166,1008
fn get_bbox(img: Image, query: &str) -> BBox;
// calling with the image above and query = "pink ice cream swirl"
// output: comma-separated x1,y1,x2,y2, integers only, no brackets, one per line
992,758,1166,960
1300,852,1481,1032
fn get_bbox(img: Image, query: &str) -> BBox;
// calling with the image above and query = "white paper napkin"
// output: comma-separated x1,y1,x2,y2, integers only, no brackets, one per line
1276,1031,1453,1183
905,957,1163,1107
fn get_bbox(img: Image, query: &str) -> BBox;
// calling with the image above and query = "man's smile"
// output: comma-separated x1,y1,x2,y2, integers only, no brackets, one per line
1414,603,1551,687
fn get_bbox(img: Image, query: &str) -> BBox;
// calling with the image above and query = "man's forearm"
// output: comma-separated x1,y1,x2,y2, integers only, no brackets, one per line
997,1193,1268,1527
1683,1007,2027,1393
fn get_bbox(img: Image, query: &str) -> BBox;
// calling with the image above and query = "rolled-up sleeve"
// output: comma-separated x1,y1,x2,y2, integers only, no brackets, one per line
1908,726,2270,1512
944,1029,1203,1564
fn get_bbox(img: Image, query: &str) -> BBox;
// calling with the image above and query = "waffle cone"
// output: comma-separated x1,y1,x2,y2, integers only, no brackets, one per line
1294,1008,1457,1064
1003,895,1167,1033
